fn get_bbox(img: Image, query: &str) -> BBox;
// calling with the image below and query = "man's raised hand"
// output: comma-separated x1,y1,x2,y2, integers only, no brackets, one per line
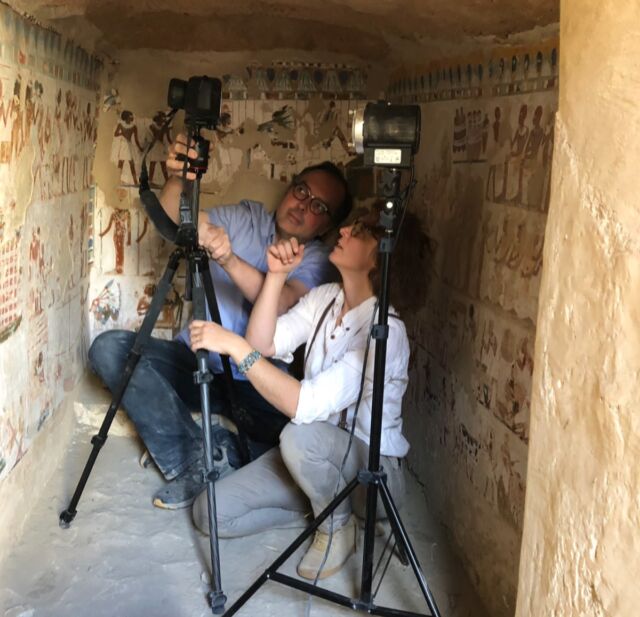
166,133,198,180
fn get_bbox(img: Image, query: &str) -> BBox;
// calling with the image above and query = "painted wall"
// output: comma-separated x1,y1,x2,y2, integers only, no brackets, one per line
516,2,640,615
389,37,558,617
0,5,102,481
89,49,379,340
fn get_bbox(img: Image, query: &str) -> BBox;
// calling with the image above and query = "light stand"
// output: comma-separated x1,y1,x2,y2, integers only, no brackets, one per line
221,166,442,617
59,116,242,614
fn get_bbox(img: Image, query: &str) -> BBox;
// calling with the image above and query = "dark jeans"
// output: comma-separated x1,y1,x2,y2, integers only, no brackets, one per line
88,330,287,480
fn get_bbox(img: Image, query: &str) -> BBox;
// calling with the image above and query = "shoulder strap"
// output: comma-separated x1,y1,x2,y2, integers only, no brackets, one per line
304,297,336,368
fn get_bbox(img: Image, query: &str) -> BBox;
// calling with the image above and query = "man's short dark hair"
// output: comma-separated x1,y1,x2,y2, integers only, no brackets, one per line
296,161,353,225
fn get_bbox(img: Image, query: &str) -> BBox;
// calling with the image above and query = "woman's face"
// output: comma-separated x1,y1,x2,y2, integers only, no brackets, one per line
329,220,379,276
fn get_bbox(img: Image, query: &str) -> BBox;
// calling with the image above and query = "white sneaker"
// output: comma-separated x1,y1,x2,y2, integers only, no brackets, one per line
297,516,357,580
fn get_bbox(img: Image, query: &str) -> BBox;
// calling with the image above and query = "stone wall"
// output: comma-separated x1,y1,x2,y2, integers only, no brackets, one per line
516,1,640,615
389,36,558,617
0,4,102,482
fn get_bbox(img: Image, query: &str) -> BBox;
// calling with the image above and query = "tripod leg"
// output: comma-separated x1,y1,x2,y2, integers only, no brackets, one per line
360,479,381,604
200,262,251,465
378,480,442,617
59,250,183,528
223,477,360,617
191,261,226,614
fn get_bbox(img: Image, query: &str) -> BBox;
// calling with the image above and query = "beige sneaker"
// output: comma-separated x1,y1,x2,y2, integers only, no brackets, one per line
297,516,357,580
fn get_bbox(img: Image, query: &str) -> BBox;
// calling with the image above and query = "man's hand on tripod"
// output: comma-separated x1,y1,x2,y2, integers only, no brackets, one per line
199,220,234,266
167,133,199,180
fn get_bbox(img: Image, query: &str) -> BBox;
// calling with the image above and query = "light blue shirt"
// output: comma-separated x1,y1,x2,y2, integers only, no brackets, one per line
176,199,335,379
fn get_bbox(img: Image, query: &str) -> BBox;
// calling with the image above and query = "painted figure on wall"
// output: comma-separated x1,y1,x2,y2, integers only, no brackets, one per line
62,89,78,193
111,110,142,185
136,282,182,330
504,104,530,203
316,100,349,153
82,102,97,188
90,279,120,325
0,80,13,164
453,107,489,163
146,110,173,185
485,102,554,211
10,77,23,163
99,208,131,274
28,226,45,315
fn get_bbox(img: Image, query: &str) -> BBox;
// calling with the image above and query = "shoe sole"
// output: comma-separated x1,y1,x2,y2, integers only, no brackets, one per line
297,560,350,580
152,495,196,510
139,450,154,469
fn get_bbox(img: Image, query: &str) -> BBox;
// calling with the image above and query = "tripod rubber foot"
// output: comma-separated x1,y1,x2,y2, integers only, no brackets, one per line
208,590,227,614
59,508,76,529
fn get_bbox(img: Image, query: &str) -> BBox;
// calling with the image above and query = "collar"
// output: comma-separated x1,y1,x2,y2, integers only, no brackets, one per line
331,289,377,332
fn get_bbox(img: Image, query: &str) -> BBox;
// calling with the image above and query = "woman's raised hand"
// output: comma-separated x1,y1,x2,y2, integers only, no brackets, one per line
267,238,305,274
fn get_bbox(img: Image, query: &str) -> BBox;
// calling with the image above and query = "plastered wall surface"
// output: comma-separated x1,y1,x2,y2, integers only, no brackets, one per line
516,2,640,615
0,4,102,482
89,48,379,339
390,37,558,617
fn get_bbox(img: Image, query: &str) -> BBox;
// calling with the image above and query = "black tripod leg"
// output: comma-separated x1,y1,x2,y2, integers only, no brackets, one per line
59,250,183,528
223,477,360,616
200,263,251,465
378,465,408,566
191,262,226,614
378,480,442,617
360,480,380,604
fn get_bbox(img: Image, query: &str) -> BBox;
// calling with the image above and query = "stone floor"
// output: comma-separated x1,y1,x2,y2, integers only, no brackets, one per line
0,375,490,617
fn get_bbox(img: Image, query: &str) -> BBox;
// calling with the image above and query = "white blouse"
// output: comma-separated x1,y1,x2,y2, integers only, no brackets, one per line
273,283,410,458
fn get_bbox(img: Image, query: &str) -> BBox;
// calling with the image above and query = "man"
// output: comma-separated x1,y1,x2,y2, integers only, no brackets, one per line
89,135,352,509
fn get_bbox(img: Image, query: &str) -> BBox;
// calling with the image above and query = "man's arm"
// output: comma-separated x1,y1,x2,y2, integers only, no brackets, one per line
190,320,301,417
221,254,309,314
159,134,309,313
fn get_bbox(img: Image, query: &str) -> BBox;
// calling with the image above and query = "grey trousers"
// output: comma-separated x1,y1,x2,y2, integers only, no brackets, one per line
193,421,405,537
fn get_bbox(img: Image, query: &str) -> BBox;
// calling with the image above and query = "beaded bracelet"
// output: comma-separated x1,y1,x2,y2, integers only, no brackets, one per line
238,349,262,375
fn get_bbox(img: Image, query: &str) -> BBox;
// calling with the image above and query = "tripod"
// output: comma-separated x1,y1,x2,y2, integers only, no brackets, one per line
222,168,442,617
59,125,241,614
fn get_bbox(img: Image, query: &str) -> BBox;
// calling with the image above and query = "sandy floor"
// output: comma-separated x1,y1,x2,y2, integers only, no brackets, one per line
1,379,489,617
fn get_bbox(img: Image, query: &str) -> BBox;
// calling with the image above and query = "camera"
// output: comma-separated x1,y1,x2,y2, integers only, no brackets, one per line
165,76,222,247
168,76,222,130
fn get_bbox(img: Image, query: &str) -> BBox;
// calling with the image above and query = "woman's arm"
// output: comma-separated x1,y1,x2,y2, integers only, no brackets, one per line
244,271,286,357
245,239,305,356
189,320,300,417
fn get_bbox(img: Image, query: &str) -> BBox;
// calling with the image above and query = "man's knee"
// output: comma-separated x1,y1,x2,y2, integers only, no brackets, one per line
88,330,134,379
89,330,133,366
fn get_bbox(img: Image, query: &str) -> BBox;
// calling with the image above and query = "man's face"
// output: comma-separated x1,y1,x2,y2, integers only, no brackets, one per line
275,170,345,242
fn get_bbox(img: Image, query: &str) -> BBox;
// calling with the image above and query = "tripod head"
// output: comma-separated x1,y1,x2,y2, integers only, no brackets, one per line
173,124,210,249
139,75,222,249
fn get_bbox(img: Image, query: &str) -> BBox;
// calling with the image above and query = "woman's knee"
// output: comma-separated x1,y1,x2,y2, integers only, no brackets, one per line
193,489,233,536
280,422,338,462
279,422,311,470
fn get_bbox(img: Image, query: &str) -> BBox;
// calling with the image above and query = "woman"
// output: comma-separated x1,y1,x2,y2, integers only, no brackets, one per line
189,210,410,581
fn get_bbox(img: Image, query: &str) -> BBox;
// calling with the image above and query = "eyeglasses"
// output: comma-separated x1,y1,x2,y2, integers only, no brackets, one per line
290,182,331,217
